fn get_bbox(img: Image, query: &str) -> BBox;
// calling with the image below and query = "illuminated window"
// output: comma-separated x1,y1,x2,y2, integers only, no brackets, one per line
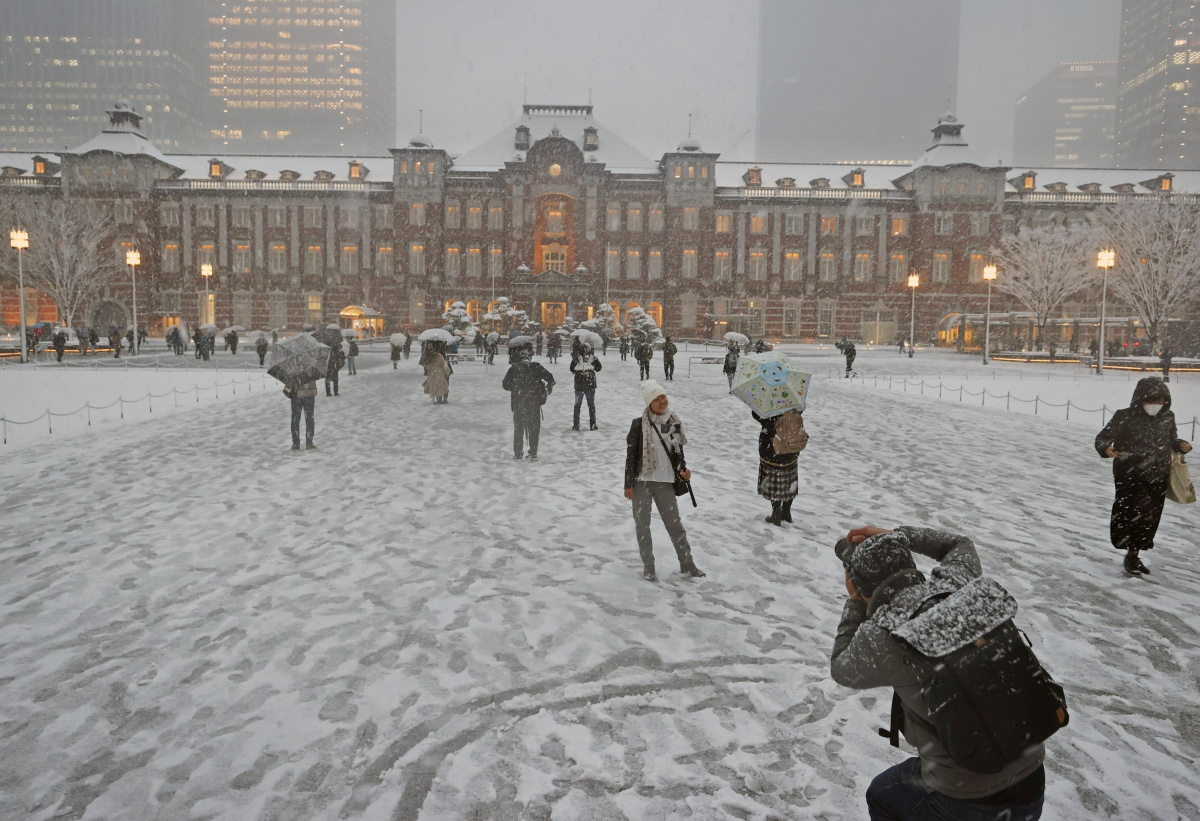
682,247,697,278
162,243,180,273
210,161,223,178
674,165,682,179
467,205,482,230
626,248,641,279
890,253,908,282
307,294,323,326
683,207,699,230
489,246,503,278
688,164,695,179
1023,175,1035,190
852,171,864,187
377,245,394,275
748,250,767,280
269,243,287,274
784,251,801,281
233,244,251,274
466,247,482,278
714,250,732,280
648,249,663,280
649,204,665,232
488,204,504,230
305,244,322,275
445,202,459,229
627,203,643,232
821,216,838,235
933,251,951,282
819,253,836,281
444,246,460,280
34,159,45,175
340,244,358,275
198,243,216,268
410,202,425,227
750,213,767,234
715,214,732,233
892,217,908,236
606,203,621,231
349,161,362,179
545,203,565,235
854,253,872,281
409,243,425,275
701,165,709,179
969,253,986,283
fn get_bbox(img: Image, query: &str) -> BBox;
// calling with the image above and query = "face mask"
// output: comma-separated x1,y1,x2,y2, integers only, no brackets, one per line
1143,403,1164,417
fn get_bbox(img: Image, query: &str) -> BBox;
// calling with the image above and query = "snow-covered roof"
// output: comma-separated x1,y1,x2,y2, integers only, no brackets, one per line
1001,168,1200,195
0,154,41,175
162,154,391,181
70,130,171,162
450,105,659,175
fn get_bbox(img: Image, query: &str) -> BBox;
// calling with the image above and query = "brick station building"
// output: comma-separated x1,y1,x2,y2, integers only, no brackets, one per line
2,101,1196,344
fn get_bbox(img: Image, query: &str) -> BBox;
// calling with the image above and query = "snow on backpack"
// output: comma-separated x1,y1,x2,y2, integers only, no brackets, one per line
772,410,809,454
874,576,1069,773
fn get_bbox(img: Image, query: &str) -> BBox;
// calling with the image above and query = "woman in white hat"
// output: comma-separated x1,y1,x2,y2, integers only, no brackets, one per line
623,381,705,581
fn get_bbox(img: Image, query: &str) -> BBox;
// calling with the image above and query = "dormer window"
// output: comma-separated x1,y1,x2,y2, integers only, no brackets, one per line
1112,183,1136,194
1078,183,1102,194
515,125,530,151
314,170,335,181
1,166,22,178
776,177,796,188
280,170,301,181
34,159,45,175
244,169,266,180
208,159,231,179
1142,173,1174,191
583,126,598,151
744,166,763,187
1161,175,1173,191
842,168,865,188
348,160,367,179
809,178,831,189
1045,182,1068,193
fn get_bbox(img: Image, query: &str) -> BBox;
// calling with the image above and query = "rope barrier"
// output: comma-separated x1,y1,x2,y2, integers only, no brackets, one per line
1,375,267,445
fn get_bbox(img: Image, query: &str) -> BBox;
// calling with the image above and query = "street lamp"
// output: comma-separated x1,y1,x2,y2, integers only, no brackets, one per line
126,249,141,355
1096,249,1115,374
9,229,29,363
907,273,920,351
201,263,213,326
982,264,997,365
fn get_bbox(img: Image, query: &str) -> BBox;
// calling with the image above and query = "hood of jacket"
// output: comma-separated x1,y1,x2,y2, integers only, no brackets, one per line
865,567,928,619
1130,377,1171,413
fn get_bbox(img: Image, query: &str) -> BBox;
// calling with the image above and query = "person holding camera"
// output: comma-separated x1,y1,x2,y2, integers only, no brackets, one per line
831,525,1050,821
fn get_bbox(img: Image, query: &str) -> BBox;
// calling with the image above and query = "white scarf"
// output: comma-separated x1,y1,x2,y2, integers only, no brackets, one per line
641,408,686,475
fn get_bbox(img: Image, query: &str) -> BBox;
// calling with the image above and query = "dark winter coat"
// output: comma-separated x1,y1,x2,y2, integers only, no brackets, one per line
624,416,687,491
619,338,630,354
390,344,401,361
723,350,739,374
634,342,652,363
753,411,798,467
53,332,66,353
831,526,1045,800
348,340,359,357
502,361,555,410
255,337,269,353
1095,377,1186,489
569,354,602,391
662,340,677,361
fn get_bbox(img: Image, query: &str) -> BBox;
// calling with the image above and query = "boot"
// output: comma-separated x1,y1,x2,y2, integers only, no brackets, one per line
589,421,598,431
765,502,783,526
781,500,793,523
572,422,580,431
643,566,657,582
1124,548,1149,575
680,562,706,578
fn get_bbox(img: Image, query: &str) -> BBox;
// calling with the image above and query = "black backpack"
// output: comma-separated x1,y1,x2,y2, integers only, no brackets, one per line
875,576,1069,774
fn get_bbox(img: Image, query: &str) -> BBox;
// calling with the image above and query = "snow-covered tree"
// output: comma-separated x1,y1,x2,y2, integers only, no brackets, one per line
1090,198,1200,353
560,315,580,334
441,300,479,343
0,198,120,327
481,296,527,335
592,302,623,337
625,307,663,343
990,225,1091,350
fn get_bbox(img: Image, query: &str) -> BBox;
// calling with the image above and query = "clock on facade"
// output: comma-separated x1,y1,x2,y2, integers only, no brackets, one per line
549,163,562,176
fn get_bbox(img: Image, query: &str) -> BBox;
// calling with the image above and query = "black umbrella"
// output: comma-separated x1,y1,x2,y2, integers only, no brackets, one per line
267,332,331,386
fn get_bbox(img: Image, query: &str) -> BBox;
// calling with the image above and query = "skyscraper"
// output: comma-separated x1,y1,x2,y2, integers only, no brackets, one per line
201,0,396,155
0,0,206,153
1115,0,1199,168
1013,62,1117,167
755,0,960,164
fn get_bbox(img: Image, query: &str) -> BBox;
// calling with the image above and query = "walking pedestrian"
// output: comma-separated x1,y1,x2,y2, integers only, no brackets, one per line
402,335,413,360
635,338,653,380
347,338,359,374
624,381,705,581
898,339,905,355
601,333,610,357
755,410,804,525
125,328,135,355
662,335,677,381
422,341,452,403
109,330,121,359
547,333,561,363
502,342,554,460
255,334,269,366
474,330,484,356
325,341,344,396
831,525,1059,821
619,336,629,361
390,341,401,369
79,329,90,357
285,375,318,450
52,330,67,362
88,328,99,354
843,339,857,378
570,342,602,431
228,329,239,355
1161,347,1173,383
1095,377,1192,574
535,331,544,358
723,343,740,389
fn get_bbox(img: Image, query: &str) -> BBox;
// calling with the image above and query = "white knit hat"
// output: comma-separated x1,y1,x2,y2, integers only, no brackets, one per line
641,380,667,407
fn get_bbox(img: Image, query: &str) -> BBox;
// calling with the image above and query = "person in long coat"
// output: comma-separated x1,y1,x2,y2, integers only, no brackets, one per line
662,335,677,381
255,334,269,366
634,339,653,380
754,411,799,525
1095,377,1192,574
390,342,401,369
502,344,555,459
723,343,740,389
423,342,452,403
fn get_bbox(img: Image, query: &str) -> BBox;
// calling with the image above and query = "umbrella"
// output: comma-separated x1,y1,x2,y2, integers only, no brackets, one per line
487,331,500,343
729,351,811,418
267,332,331,387
389,332,408,346
417,328,456,344
341,328,360,339
724,332,750,347
507,335,535,349
326,324,340,330
223,325,246,335
199,323,218,332
554,328,572,337
570,329,604,351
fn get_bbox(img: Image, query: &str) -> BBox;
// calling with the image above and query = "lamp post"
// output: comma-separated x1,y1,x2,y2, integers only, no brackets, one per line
201,263,213,326
1096,249,1114,374
9,229,29,363
907,273,920,351
982,264,997,365
126,249,141,355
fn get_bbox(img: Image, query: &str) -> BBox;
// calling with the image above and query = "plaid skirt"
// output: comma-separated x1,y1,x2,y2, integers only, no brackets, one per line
758,460,798,501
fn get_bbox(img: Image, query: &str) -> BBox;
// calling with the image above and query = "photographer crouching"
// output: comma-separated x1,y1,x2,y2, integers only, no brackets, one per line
831,525,1067,821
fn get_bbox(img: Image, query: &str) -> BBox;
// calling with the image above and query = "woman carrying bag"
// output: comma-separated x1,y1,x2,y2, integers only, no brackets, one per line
1095,377,1192,575
624,381,705,582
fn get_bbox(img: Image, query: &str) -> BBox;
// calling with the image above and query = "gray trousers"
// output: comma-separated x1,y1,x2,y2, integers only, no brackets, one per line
633,480,694,572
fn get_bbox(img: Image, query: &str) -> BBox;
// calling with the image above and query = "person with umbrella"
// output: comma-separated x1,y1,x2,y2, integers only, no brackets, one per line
624,381,705,581
485,331,499,365
325,338,345,396
269,331,329,450
228,329,240,355
662,335,677,381
619,336,630,361
347,337,359,375
403,334,413,360
421,336,452,403
255,333,269,366
502,338,555,459
570,332,603,431
723,342,740,389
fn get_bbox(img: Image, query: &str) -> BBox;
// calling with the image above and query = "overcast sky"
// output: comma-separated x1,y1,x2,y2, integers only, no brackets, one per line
396,0,1123,164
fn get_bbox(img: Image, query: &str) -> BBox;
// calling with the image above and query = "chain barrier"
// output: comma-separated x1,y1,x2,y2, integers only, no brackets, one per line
829,367,1198,440
1,375,268,445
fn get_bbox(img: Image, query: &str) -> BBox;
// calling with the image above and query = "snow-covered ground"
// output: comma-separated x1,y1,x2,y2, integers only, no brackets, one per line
1,346,1198,820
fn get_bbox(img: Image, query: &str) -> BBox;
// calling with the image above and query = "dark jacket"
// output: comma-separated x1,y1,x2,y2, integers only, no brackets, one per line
624,415,687,490
1095,377,1186,488
753,411,798,467
723,350,739,374
634,342,652,363
348,340,359,357
831,526,1044,800
569,354,602,392
662,340,677,361
255,337,269,353
502,361,555,410
390,344,401,361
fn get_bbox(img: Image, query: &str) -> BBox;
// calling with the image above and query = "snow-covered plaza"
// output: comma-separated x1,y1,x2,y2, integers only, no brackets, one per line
1,345,1198,821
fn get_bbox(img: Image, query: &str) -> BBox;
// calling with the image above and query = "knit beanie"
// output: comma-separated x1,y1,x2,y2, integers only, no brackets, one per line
844,531,916,599
641,380,667,407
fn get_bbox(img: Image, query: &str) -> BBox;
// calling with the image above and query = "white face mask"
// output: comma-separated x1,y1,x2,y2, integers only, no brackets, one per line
1143,403,1164,417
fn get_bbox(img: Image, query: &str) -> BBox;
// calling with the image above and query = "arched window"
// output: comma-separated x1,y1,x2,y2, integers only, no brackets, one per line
647,302,663,328
608,301,621,323
625,301,641,313
466,300,480,320
444,299,456,313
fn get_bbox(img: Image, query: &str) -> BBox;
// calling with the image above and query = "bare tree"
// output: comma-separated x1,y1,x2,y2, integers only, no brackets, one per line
16,198,120,327
1091,197,1200,353
990,225,1092,350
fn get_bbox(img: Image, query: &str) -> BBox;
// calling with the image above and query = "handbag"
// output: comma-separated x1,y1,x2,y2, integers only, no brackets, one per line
652,424,697,507
1166,452,1196,504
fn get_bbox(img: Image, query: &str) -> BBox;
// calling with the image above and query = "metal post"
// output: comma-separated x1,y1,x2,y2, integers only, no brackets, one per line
910,285,916,348
17,245,27,364
983,278,993,365
1097,264,1108,374
130,261,139,355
